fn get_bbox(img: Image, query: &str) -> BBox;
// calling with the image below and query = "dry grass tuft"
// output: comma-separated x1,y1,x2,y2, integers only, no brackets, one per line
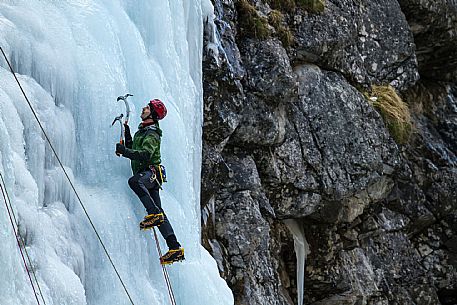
366,85,413,144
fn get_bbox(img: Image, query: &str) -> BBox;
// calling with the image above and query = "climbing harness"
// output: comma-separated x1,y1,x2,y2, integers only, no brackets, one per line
158,165,167,183
0,172,46,305
152,228,177,305
0,46,135,305
149,164,167,188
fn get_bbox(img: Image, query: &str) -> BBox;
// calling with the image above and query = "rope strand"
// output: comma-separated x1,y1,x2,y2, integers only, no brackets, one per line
0,46,135,305
0,172,47,305
152,228,177,305
0,179,41,305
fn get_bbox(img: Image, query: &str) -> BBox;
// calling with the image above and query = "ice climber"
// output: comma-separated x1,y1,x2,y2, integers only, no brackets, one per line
115,99,185,265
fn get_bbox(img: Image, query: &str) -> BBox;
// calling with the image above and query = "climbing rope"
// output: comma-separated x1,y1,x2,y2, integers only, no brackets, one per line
0,46,135,305
0,172,47,305
152,228,177,305
0,174,42,305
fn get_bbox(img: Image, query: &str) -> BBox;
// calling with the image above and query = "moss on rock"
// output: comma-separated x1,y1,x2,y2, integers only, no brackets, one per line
236,0,270,39
296,0,325,13
268,10,294,47
266,0,296,13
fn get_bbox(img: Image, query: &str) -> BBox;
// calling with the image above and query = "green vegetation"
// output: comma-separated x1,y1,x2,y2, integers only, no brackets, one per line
297,0,325,13
266,0,296,13
268,10,294,47
365,85,413,144
268,9,283,27
267,0,325,13
236,0,270,39
234,0,325,44
235,1,294,47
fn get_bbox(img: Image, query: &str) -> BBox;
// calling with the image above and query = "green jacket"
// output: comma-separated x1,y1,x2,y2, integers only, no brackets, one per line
124,123,162,174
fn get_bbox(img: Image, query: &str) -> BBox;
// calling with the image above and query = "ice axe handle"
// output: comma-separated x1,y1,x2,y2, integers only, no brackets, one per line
116,139,124,157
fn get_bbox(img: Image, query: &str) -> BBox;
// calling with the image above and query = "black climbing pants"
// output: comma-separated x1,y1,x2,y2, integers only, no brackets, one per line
128,170,176,242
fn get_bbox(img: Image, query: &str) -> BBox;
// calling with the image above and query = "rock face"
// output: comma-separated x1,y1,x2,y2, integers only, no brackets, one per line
201,0,457,304
398,0,457,81
293,0,418,89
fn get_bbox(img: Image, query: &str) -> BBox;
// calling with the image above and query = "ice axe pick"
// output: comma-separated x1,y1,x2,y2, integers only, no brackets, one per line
112,113,124,156
116,93,132,124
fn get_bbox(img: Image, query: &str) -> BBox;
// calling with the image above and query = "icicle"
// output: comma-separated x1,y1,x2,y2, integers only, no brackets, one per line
284,219,309,305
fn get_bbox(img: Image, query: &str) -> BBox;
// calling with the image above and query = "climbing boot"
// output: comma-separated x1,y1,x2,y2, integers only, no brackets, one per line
139,213,164,230
160,248,185,265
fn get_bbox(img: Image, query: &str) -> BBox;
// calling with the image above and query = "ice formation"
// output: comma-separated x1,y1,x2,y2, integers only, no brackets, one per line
0,1,233,304
284,220,309,305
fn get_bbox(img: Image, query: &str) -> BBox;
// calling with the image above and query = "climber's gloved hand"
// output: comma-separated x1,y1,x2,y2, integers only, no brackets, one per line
116,143,126,155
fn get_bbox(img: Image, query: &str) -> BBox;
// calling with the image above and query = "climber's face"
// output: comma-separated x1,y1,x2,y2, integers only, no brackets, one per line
141,105,151,121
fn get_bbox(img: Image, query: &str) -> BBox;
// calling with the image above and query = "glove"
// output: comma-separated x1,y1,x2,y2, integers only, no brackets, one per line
124,123,133,148
116,143,126,155
124,123,130,134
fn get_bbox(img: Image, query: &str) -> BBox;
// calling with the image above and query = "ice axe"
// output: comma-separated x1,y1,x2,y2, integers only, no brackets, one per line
112,113,124,156
116,93,132,124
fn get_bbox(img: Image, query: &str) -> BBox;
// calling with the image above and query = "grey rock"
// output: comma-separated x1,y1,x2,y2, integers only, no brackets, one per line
426,168,457,219
202,61,244,145
406,82,457,159
203,0,245,146
293,0,419,89
241,39,298,102
215,190,292,305
286,65,400,221
201,1,457,304
398,0,457,81
230,93,287,146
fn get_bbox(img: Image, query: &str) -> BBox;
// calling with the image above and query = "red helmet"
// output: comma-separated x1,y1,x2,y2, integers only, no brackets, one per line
148,99,167,120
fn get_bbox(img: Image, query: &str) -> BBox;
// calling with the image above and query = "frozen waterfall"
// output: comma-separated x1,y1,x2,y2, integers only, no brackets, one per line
0,1,233,304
